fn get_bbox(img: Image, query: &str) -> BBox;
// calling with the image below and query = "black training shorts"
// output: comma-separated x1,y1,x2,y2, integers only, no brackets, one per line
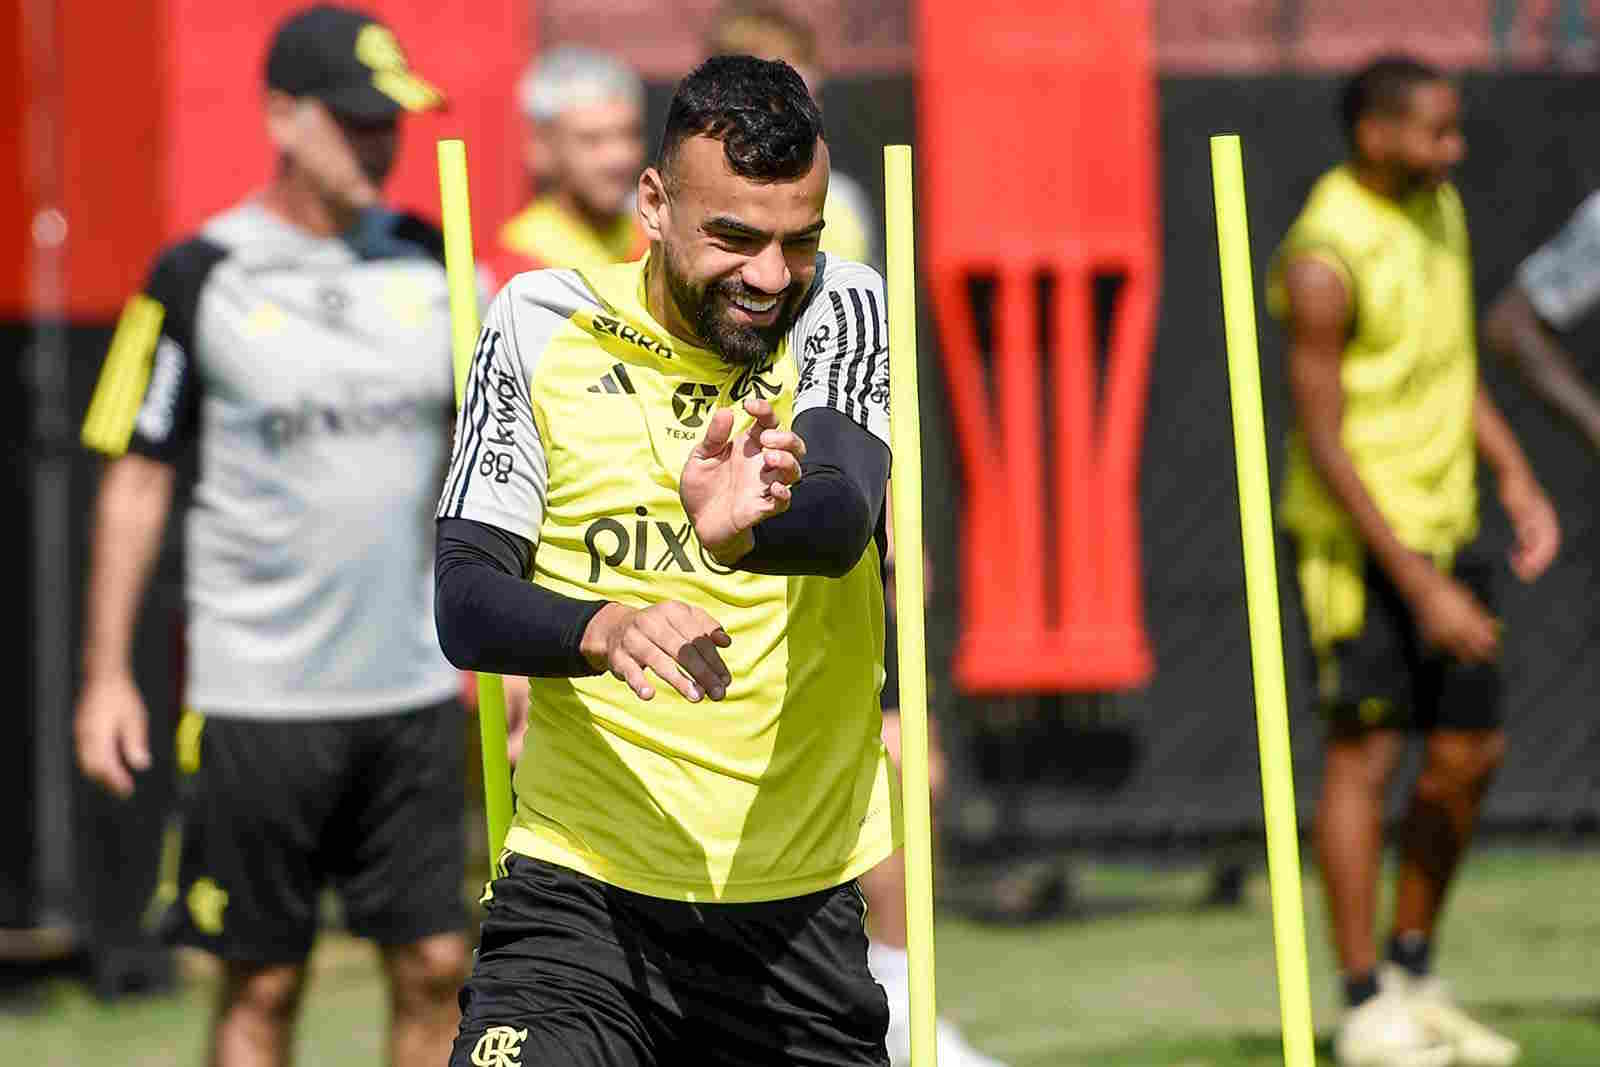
163,698,467,962
1314,542,1503,735
450,854,890,1067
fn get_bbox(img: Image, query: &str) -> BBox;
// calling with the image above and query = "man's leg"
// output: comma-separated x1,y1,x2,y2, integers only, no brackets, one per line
1316,728,1406,990
382,931,471,1067
859,850,908,952
861,711,921,953
339,700,470,1067
210,962,307,1067
1318,728,1462,1067
1385,728,1520,1066
165,714,324,1067
862,713,1003,1067
1391,729,1506,950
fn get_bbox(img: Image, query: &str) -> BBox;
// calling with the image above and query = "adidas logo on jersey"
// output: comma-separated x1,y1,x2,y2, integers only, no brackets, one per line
587,363,637,395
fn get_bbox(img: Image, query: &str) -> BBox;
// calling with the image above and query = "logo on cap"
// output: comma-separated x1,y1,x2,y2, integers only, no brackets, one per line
356,23,442,111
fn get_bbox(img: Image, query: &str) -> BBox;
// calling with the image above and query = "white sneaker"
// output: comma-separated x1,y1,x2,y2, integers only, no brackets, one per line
1334,983,1456,1067
1384,966,1520,1067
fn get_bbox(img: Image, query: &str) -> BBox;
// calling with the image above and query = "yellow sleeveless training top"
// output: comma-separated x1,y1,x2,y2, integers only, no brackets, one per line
1268,166,1479,647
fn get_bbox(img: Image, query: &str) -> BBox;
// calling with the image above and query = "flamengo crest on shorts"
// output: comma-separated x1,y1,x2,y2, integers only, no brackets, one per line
470,1026,529,1067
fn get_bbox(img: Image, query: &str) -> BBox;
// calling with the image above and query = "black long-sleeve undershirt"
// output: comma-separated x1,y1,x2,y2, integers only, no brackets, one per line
432,406,889,676
741,406,889,577
434,518,604,677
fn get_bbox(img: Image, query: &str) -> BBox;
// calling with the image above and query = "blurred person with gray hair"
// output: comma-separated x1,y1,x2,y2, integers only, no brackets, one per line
485,44,648,286
706,0,878,271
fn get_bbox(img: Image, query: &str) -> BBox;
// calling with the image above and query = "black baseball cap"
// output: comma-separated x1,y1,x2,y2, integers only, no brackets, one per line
265,4,444,120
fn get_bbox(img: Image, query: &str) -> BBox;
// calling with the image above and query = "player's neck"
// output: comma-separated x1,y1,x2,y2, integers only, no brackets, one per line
643,251,709,351
1349,159,1408,202
260,170,362,238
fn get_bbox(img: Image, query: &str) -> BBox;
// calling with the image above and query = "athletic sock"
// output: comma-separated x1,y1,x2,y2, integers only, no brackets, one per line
1344,971,1380,1008
1387,930,1433,978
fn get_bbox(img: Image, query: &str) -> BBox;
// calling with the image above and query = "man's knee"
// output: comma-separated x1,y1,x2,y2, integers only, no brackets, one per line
1419,730,1506,798
220,963,306,1028
1324,729,1405,792
387,932,469,1012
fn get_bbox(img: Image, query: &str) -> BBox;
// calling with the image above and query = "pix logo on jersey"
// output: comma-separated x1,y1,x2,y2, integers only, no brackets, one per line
584,505,735,582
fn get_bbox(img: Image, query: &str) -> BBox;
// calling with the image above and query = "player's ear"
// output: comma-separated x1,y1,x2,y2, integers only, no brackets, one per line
638,167,669,243
264,89,300,154
523,117,550,185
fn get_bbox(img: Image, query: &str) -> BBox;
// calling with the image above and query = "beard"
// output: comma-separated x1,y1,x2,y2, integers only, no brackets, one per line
661,242,801,366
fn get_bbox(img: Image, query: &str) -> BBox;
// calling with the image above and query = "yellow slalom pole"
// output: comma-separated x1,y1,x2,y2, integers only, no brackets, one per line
1209,134,1316,1067
438,138,514,871
884,144,938,1067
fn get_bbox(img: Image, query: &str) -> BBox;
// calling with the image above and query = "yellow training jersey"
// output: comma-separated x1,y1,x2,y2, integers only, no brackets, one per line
1269,166,1479,647
440,255,899,902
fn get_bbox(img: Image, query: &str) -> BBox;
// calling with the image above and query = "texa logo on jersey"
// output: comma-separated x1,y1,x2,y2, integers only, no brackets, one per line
585,506,735,582
672,382,718,428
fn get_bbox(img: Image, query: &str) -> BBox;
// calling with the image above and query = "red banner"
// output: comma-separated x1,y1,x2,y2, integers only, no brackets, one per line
3,0,529,320
918,0,1158,692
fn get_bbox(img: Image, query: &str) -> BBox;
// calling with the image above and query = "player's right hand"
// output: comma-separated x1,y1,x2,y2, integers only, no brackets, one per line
581,601,733,703
75,673,152,798
1410,571,1501,665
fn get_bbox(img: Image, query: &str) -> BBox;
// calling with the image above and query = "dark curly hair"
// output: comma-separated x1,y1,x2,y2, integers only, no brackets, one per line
658,55,824,187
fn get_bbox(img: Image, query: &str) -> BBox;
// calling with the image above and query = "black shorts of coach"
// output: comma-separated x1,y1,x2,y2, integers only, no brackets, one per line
450,854,891,1067
1314,540,1503,736
162,699,467,962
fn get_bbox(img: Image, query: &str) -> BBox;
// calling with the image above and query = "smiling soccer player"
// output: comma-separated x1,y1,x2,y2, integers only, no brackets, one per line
434,56,898,1066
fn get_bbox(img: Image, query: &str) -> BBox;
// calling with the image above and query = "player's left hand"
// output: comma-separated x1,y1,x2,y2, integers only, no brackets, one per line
1500,472,1561,583
680,397,805,565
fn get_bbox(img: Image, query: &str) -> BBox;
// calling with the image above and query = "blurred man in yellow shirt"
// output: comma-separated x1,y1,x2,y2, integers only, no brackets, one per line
485,45,648,286
1272,56,1559,1067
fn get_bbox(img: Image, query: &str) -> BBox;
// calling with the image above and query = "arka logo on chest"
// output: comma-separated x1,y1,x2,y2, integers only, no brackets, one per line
593,313,674,360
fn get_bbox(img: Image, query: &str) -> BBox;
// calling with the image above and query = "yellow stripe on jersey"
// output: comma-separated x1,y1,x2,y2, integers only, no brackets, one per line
82,294,166,456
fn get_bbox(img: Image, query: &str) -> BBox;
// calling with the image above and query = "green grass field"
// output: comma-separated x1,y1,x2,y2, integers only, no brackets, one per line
12,846,1599,1066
